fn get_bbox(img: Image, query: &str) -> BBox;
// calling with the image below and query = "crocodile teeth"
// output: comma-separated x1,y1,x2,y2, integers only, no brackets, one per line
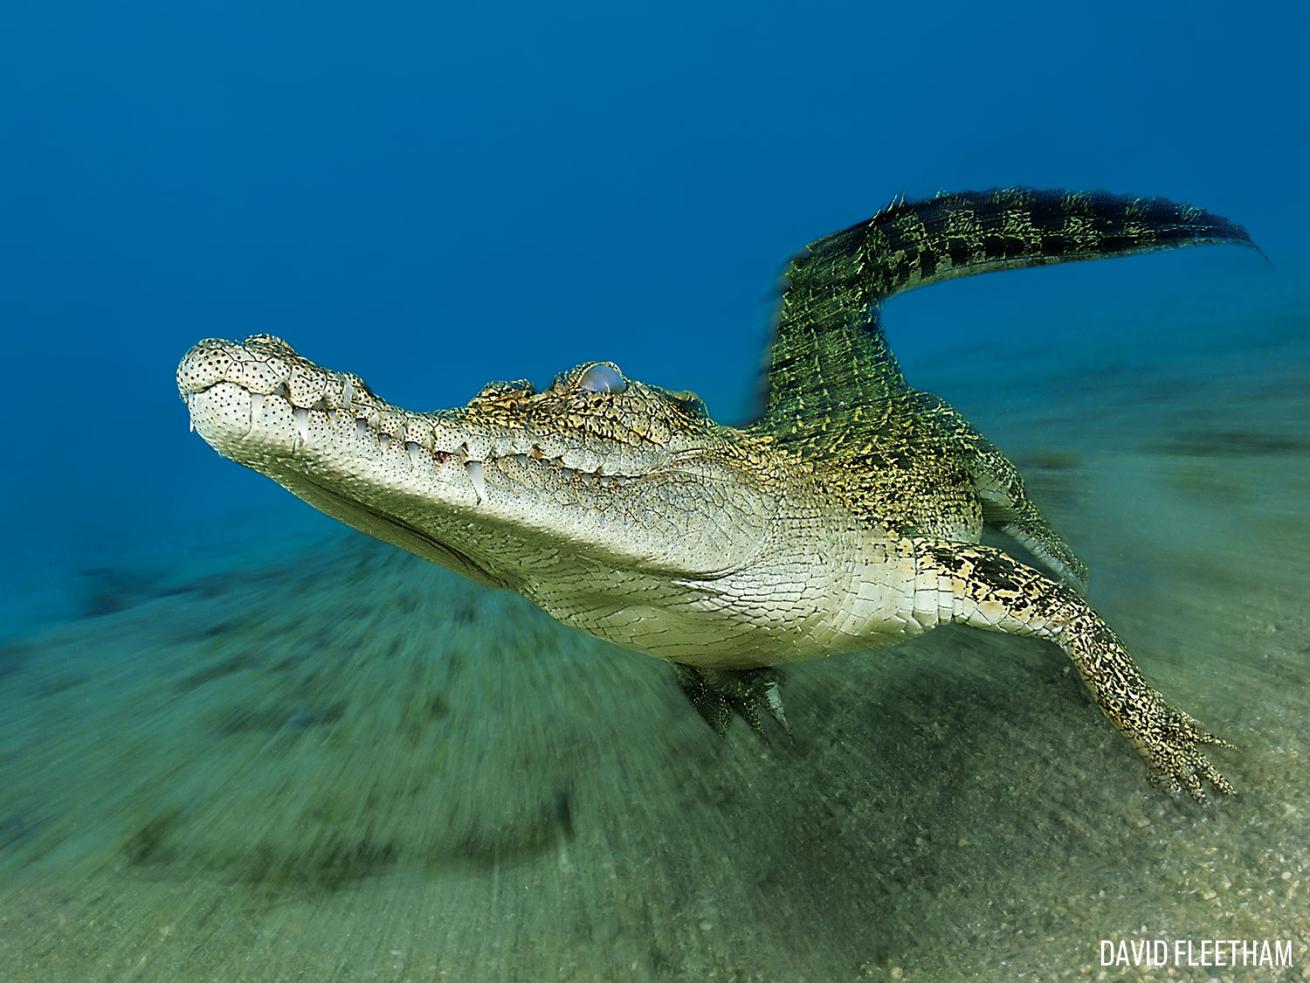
293,407,309,442
466,460,486,503
248,393,265,435
406,441,422,468
342,377,354,411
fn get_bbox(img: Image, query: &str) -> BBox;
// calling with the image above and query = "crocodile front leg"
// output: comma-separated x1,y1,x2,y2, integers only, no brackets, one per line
914,540,1235,802
674,665,789,737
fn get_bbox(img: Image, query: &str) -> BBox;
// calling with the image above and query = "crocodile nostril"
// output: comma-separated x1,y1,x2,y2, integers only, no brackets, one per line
176,343,235,396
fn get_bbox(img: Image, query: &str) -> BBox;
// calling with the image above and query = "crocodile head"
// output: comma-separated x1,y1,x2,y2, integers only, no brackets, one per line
178,335,777,594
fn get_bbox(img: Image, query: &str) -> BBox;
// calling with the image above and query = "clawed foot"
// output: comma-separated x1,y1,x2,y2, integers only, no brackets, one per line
674,665,789,737
1128,693,1236,804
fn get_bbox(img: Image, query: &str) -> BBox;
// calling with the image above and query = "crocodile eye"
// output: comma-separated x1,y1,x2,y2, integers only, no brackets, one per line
577,362,626,394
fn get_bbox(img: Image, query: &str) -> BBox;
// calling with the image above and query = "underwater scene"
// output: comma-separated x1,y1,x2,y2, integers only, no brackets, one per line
2,2,1308,981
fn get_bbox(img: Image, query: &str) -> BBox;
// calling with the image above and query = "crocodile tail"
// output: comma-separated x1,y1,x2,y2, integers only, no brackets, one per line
809,187,1260,303
762,187,1257,443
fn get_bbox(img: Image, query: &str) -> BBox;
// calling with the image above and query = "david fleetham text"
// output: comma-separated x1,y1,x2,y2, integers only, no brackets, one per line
1100,938,1293,969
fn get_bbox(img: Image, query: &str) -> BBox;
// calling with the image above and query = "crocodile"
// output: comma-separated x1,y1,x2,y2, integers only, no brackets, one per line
179,187,1256,802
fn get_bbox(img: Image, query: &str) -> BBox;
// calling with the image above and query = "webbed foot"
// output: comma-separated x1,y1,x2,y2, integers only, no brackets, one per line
1128,692,1236,804
674,665,789,737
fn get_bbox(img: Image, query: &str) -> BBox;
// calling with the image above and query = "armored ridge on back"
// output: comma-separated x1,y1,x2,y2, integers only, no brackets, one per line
179,187,1257,803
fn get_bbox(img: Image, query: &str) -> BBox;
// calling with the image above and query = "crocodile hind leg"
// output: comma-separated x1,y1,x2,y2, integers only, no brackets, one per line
986,493,1090,594
914,391,1089,591
914,539,1234,801
674,665,789,737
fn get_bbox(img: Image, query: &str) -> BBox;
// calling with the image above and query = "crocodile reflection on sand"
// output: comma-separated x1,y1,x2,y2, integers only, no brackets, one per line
179,187,1257,802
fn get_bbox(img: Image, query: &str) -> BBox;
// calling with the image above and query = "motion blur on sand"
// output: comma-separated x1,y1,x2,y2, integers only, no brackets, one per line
2,1,1309,980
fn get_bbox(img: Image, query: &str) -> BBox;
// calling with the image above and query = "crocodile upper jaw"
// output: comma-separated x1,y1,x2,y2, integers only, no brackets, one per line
178,335,772,593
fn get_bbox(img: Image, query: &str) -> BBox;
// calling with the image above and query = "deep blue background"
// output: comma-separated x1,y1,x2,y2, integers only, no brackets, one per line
2,1,1305,622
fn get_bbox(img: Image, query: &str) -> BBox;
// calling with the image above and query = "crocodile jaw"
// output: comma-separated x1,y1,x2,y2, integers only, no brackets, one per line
178,335,771,592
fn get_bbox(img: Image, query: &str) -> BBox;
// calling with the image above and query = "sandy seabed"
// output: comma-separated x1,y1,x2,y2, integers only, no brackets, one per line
2,309,1308,982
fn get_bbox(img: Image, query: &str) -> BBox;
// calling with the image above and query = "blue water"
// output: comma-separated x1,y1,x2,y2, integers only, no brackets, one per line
2,3,1309,979
2,0,1305,627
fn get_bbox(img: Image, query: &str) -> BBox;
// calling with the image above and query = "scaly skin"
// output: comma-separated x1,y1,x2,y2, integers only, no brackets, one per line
179,187,1255,802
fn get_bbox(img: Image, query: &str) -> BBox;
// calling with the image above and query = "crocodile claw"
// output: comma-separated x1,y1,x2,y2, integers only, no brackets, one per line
674,665,789,737
1131,693,1236,804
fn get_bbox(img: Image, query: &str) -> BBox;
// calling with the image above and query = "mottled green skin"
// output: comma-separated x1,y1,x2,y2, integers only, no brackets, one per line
181,187,1256,803
763,189,1253,582
745,188,1254,800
